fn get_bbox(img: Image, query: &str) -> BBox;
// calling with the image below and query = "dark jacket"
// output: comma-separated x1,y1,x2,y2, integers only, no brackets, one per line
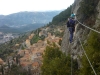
67,18,75,27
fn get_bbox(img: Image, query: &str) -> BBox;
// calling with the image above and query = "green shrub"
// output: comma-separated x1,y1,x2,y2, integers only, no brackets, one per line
80,0,99,17
30,34,40,45
80,31,100,75
41,43,79,75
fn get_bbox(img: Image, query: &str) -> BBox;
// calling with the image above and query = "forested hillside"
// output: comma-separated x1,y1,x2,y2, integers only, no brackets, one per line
52,5,72,24
45,5,72,26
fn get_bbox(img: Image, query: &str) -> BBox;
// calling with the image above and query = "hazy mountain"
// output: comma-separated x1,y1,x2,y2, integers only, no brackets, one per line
0,25,19,33
18,23,45,32
0,25,10,28
0,23,45,33
0,11,61,28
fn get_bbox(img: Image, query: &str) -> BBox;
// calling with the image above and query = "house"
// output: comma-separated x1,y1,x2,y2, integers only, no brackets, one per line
25,39,31,48
29,33,34,40
0,58,4,65
32,62,39,69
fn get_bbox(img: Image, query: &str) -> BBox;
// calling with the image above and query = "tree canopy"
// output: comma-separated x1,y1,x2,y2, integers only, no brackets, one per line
51,5,72,25
41,42,78,75
79,31,100,75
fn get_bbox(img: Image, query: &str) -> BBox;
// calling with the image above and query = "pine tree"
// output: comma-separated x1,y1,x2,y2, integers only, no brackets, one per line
1,65,4,75
41,43,78,75
80,31,100,75
8,59,10,69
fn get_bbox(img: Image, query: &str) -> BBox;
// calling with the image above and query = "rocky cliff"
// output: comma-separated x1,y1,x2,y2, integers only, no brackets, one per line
61,0,100,68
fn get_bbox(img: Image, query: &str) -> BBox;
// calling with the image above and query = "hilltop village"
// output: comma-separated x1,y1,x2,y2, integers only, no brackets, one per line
0,26,63,75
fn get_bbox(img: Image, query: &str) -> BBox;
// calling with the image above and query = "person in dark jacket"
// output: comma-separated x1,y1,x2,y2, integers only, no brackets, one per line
67,14,76,43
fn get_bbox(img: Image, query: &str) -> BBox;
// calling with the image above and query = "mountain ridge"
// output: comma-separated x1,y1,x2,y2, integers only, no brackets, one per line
0,11,61,33
0,11,61,27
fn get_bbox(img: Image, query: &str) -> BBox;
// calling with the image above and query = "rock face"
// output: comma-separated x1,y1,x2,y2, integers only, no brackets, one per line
95,1,100,28
61,0,83,56
72,0,82,14
61,0,100,68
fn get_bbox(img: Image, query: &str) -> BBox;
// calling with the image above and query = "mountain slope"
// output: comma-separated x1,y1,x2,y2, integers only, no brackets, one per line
61,0,100,74
0,11,61,27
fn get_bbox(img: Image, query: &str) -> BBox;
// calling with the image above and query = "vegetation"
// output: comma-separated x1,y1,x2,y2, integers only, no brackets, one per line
80,0,99,17
79,31,100,75
0,32,29,60
30,34,40,45
41,42,78,75
51,5,72,25
58,39,62,46
54,30,64,37
7,65,28,75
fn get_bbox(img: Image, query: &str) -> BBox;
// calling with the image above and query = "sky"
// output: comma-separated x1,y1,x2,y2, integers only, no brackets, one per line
0,0,74,15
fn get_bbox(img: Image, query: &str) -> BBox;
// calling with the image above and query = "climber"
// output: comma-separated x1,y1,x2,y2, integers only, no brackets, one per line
67,13,76,43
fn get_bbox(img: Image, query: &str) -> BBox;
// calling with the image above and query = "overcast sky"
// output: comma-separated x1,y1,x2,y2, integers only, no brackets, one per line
0,0,74,15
